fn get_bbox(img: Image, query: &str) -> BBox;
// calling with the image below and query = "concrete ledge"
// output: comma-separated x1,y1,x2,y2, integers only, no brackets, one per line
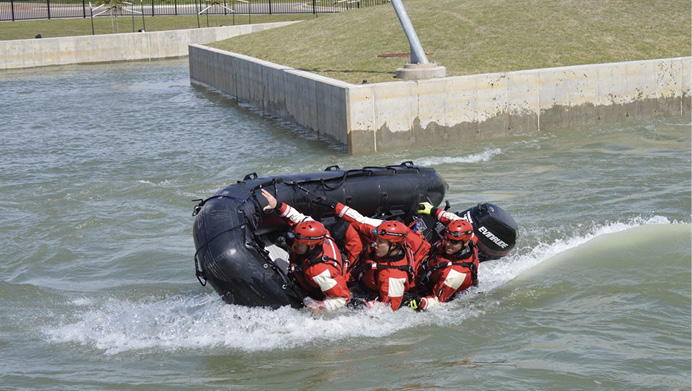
396,63,446,80
189,47,691,154
0,22,299,70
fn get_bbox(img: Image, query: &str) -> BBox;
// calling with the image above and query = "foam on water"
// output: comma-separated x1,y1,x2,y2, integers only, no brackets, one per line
42,294,441,355
414,148,503,166
41,215,677,355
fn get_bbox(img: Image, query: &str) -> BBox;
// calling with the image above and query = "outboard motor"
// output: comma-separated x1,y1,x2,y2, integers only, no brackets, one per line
459,203,517,262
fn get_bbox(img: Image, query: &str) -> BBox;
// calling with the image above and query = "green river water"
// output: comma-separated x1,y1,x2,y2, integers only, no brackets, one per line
0,58,690,390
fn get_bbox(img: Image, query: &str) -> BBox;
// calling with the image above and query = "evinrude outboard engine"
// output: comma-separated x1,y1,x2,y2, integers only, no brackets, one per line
458,203,517,262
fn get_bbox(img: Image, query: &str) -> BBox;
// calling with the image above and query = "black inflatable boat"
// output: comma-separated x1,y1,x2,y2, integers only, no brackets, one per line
192,162,517,309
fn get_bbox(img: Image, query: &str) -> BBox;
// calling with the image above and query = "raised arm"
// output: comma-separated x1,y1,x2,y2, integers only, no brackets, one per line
418,201,463,226
260,188,313,227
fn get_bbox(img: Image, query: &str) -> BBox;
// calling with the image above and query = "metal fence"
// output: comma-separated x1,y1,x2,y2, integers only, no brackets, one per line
0,0,387,21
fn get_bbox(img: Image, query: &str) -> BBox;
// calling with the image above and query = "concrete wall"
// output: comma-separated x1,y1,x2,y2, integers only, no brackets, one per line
189,45,691,154
348,58,691,152
189,45,352,146
0,22,298,70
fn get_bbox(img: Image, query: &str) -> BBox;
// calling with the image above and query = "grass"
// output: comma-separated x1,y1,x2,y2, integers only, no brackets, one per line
208,0,691,83
0,14,313,40
2,0,689,84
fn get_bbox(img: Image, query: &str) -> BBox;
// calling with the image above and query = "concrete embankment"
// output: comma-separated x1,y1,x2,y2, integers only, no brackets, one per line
0,22,298,70
189,45,690,154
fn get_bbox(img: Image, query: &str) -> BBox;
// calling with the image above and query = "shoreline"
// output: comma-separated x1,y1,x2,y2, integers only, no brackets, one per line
188,45,691,154
3,25,688,154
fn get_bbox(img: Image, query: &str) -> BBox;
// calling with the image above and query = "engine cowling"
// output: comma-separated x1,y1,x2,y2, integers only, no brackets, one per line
459,203,517,262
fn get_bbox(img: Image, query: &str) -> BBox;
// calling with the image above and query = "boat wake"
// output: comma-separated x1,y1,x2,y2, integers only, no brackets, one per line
41,215,679,354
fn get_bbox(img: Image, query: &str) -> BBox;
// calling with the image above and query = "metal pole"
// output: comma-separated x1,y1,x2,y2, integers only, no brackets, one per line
390,0,428,64
47,0,51,19
141,0,145,30
83,0,86,18
11,0,15,21
90,4,95,34
196,0,200,27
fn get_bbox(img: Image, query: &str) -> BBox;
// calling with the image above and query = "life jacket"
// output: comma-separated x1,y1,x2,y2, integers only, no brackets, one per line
288,236,344,299
405,228,431,278
325,220,366,278
355,242,416,293
419,240,478,289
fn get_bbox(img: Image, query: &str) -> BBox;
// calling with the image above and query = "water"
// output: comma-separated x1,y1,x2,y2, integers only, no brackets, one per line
0,58,690,390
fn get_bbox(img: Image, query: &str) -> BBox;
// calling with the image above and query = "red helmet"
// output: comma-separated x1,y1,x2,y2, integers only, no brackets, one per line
372,221,408,243
443,220,474,242
294,221,327,246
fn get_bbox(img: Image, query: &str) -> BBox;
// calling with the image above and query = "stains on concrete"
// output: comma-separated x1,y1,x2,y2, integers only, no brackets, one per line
189,47,690,155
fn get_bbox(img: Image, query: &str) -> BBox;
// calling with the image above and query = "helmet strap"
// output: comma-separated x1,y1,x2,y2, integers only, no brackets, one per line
454,244,472,260
307,244,321,258
385,244,404,261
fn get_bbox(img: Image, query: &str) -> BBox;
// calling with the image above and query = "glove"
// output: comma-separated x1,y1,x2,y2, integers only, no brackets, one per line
406,298,421,310
406,297,425,311
346,298,367,309
418,202,434,215
346,298,375,310
314,195,337,209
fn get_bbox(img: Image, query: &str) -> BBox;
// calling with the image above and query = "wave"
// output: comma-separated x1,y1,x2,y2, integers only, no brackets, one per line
414,148,503,166
40,216,684,354
481,215,681,290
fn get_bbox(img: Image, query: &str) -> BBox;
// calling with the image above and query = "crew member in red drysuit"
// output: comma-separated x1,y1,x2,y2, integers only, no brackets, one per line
261,189,350,311
326,220,365,283
413,201,479,310
321,200,430,311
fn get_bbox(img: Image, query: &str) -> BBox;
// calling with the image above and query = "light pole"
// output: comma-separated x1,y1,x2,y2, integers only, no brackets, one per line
390,0,427,65
390,0,445,79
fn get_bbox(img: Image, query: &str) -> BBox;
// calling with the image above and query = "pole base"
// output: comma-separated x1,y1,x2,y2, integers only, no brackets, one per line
395,63,446,80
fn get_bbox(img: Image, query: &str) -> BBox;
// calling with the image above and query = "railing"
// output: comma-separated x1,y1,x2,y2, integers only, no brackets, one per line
0,0,388,21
